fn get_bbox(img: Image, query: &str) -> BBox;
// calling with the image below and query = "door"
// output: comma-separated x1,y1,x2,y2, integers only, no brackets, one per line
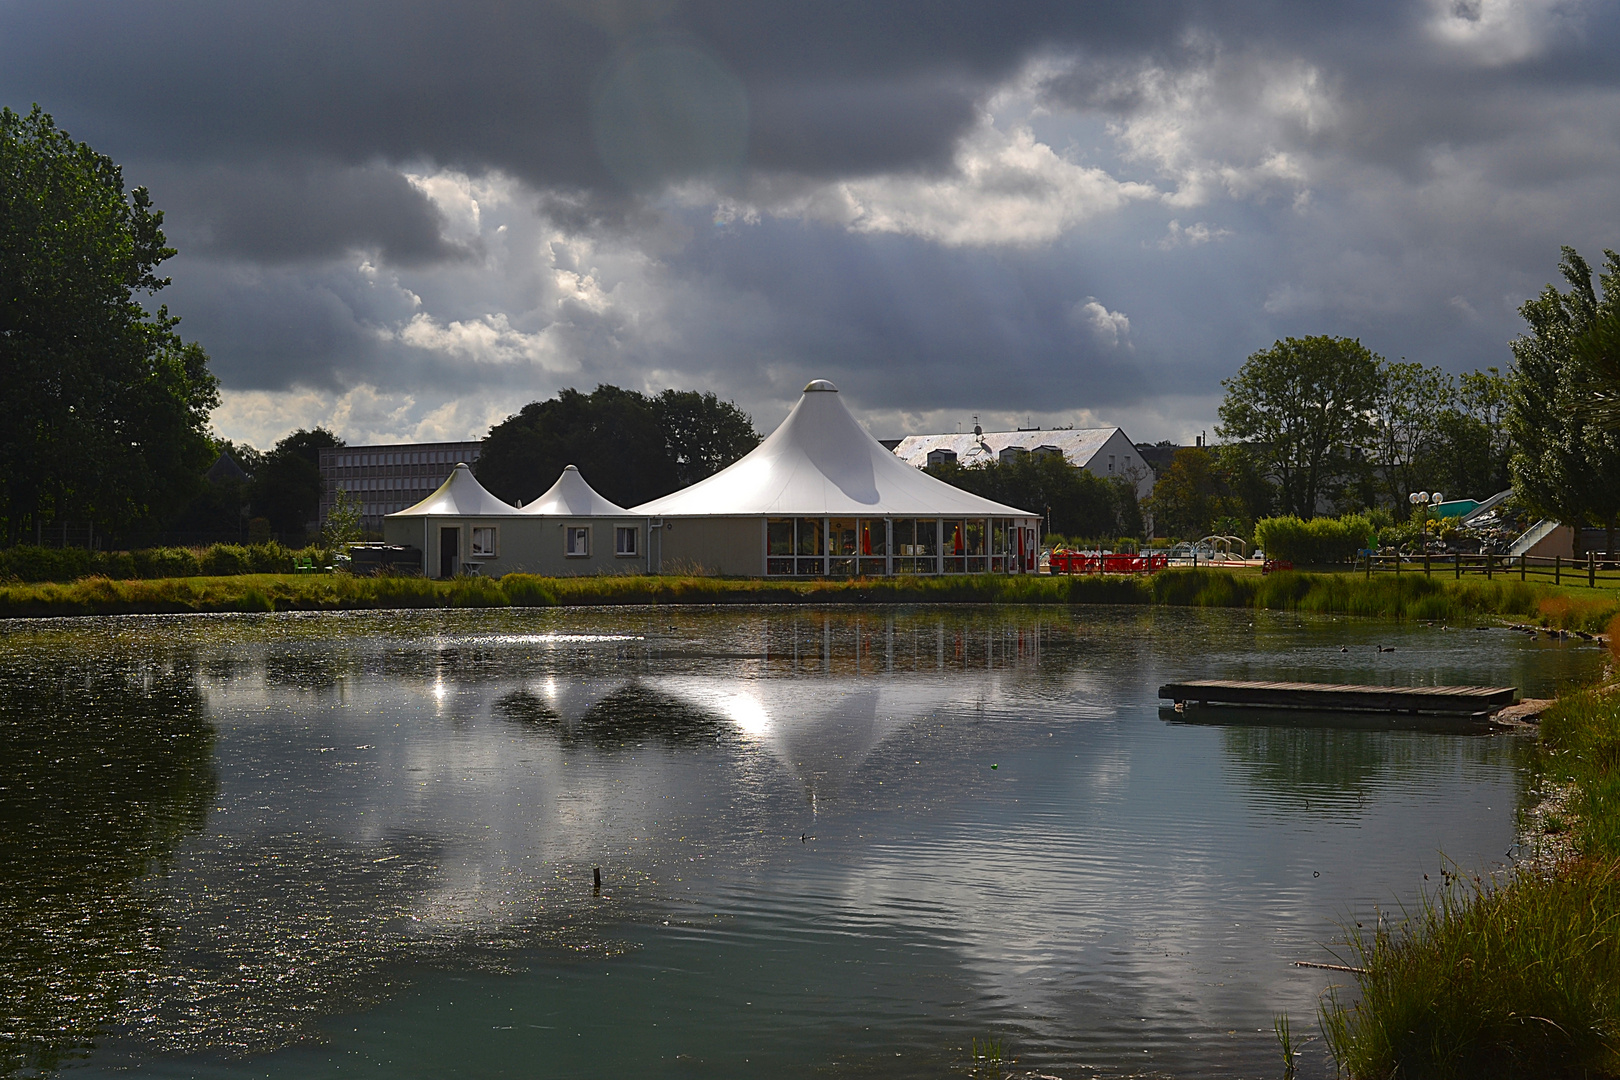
439,527,459,578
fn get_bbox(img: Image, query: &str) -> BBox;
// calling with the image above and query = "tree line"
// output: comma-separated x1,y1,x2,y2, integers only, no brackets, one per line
1150,245,1620,554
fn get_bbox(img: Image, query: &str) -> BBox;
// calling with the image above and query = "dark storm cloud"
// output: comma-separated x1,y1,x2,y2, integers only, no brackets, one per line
3,0,1618,442
0,2,1338,191
147,161,470,265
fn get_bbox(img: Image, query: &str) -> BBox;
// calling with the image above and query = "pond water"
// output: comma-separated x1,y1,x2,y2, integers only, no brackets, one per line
0,605,1607,1080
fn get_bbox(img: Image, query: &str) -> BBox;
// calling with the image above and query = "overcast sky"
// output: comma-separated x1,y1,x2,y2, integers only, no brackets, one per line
5,0,1619,448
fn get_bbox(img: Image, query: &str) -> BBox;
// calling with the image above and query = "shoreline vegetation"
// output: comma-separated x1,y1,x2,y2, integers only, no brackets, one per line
1322,672,1620,1079
0,565,1615,632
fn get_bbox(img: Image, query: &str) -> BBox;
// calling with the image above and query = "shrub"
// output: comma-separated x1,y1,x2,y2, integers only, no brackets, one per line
130,547,201,579
1254,513,1373,564
201,544,252,576
0,545,99,582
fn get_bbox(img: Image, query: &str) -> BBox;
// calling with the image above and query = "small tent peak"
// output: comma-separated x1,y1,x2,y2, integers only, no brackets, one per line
519,464,631,516
803,379,838,393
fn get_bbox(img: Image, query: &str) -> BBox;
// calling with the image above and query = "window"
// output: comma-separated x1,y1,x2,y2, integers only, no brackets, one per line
566,526,590,557
471,527,497,557
615,526,638,556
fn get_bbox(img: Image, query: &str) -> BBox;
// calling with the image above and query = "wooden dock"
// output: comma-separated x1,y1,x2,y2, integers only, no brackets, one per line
1158,680,1518,716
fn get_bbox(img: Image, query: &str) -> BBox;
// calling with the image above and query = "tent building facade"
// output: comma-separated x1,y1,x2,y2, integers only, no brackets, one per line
383,380,1043,578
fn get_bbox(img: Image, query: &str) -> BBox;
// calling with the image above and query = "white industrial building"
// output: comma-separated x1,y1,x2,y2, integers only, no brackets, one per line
383,380,1042,578
890,426,1154,501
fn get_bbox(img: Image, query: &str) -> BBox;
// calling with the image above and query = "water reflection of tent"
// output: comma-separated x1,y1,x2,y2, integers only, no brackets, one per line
650,677,959,801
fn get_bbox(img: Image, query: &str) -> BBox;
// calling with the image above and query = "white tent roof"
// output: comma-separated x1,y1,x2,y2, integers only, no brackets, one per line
387,463,516,517
629,380,1037,518
518,465,631,516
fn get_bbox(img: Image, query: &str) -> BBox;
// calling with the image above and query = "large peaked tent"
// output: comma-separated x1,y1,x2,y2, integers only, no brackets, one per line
630,380,1035,518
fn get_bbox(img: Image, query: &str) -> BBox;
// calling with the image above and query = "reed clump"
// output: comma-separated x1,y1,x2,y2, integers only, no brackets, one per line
1323,686,1620,1079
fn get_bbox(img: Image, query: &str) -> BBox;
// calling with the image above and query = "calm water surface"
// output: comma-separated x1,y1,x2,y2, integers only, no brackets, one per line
0,605,1606,1079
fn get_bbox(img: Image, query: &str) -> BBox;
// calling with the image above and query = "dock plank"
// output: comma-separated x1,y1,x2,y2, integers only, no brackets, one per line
1158,679,1518,716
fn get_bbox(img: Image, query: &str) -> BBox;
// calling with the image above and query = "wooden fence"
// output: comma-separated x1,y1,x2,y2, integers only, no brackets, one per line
1362,551,1620,588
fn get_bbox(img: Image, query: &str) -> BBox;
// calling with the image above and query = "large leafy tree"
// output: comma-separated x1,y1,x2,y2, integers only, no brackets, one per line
251,427,342,538
478,385,758,508
1571,306,1620,430
1370,359,1453,505
1508,247,1620,556
654,389,760,487
1216,336,1382,516
0,105,219,544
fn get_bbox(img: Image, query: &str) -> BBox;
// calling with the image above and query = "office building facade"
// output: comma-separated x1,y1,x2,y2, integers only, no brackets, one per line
319,441,484,532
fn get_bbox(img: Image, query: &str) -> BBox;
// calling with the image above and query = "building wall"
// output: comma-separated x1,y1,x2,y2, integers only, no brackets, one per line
382,516,654,578
658,516,766,576
321,441,485,533
890,427,1154,501
1089,429,1154,501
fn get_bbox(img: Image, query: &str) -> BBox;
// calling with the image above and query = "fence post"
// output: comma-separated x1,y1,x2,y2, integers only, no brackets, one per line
1521,553,1526,581
1425,551,1431,577
1555,555,1560,586
1455,554,1461,580
1591,551,1597,588
1487,553,1493,579
1396,553,1401,576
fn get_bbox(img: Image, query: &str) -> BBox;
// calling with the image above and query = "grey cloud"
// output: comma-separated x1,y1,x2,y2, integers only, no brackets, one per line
144,161,470,265
0,1,1305,195
4,0,1619,447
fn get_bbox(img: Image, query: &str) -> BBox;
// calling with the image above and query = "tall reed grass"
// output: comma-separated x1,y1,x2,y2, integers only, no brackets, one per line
0,566,1613,625
1323,687,1620,1078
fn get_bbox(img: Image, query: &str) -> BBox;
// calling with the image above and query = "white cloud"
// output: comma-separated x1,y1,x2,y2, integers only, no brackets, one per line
833,119,1159,246
213,384,521,448
405,168,516,244
1070,48,1329,209
1157,219,1234,249
681,109,1160,247
397,311,581,372
1074,298,1131,347
1425,0,1584,65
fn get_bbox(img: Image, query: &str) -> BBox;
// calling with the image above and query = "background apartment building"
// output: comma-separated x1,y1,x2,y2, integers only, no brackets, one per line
319,441,484,533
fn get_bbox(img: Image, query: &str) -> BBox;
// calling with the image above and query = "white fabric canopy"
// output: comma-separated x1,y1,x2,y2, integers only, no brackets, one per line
388,463,516,517
630,380,1037,517
518,465,631,516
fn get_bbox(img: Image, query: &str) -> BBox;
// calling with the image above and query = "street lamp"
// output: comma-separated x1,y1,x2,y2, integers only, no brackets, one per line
1408,491,1444,553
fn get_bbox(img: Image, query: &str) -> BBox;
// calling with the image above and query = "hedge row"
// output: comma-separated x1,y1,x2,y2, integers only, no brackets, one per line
1253,513,1374,565
0,542,322,583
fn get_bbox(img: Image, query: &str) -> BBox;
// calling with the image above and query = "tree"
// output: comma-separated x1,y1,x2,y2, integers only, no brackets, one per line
653,389,759,487
1571,306,1620,430
1508,247,1620,556
1216,336,1382,517
477,385,759,508
251,427,342,538
0,106,219,544
320,488,362,553
926,454,1142,540
1370,359,1453,505
1410,367,1512,502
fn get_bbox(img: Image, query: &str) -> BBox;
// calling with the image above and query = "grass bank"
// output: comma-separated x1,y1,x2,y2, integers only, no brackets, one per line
1322,677,1620,1079
0,567,1616,629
